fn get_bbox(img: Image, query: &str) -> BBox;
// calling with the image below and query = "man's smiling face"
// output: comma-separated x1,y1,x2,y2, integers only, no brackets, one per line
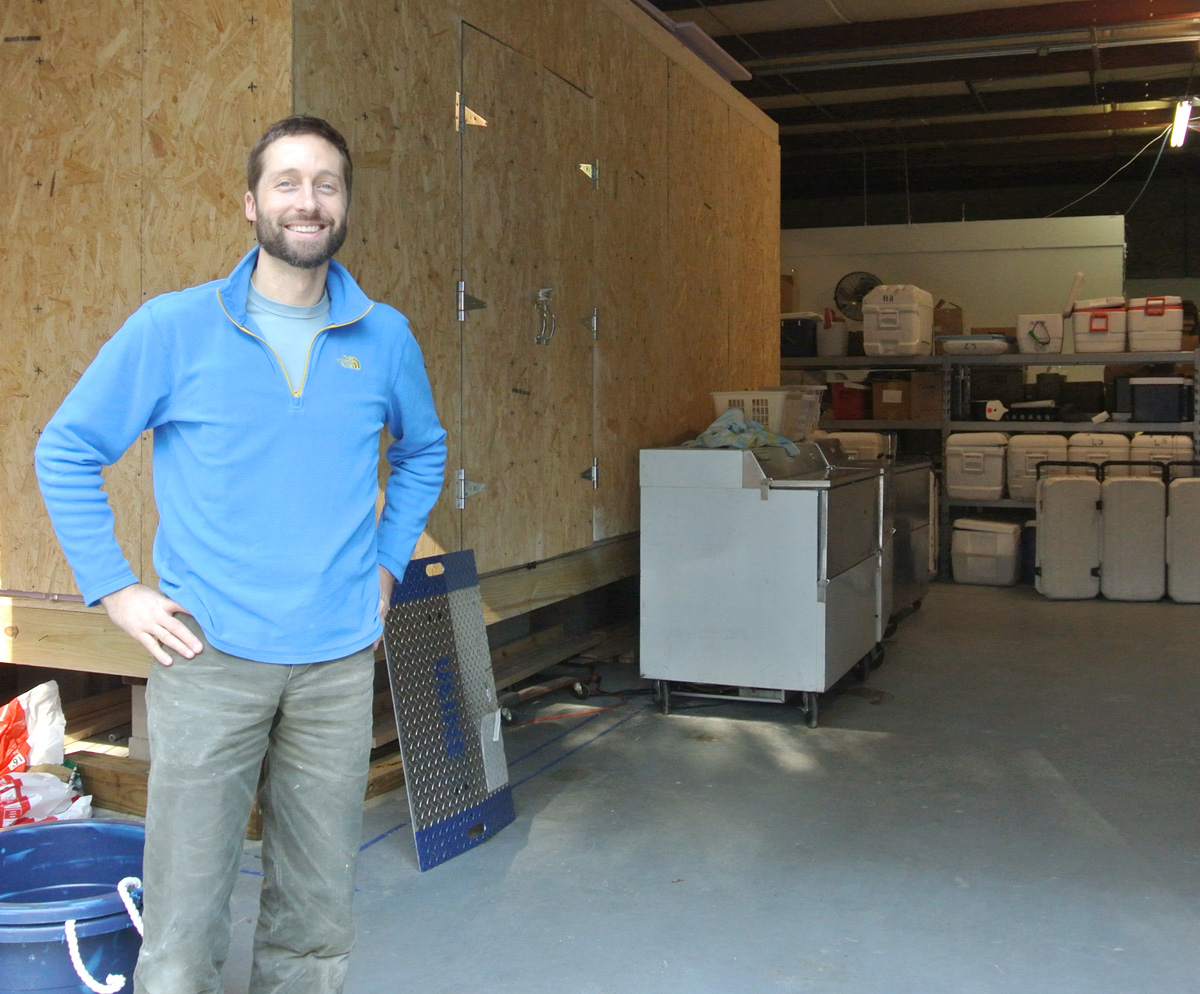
244,134,349,270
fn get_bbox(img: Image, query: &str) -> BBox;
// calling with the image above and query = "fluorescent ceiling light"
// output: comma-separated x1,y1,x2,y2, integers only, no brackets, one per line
1171,99,1193,147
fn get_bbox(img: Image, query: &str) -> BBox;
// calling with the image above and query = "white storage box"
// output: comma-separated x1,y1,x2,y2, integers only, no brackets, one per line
1006,434,1068,500
945,432,1008,500
1036,475,1102,599
1167,478,1200,602
1067,432,1130,478
1016,314,1064,355
952,519,1021,586
1100,476,1166,602
711,386,825,440
863,285,934,357
1071,297,1126,353
1129,434,1193,477
1127,296,1183,351
814,430,894,463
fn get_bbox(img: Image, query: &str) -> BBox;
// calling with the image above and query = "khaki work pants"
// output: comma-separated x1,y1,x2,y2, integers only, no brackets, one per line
133,616,375,994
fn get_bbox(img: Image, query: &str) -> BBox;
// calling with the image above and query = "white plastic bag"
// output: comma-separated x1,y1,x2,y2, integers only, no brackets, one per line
1,680,66,772
0,771,91,828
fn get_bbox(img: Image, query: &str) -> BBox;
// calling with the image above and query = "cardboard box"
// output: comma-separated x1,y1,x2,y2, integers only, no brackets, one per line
933,300,963,336
910,371,942,421
872,377,911,420
831,381,871,419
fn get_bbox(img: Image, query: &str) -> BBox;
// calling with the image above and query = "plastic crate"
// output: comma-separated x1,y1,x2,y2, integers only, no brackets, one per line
711,386,825,440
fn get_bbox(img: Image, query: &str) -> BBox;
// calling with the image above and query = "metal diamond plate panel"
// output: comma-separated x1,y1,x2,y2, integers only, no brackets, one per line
384,551,514,870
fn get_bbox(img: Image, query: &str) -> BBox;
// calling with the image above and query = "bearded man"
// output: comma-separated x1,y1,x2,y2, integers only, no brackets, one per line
35,115,447,993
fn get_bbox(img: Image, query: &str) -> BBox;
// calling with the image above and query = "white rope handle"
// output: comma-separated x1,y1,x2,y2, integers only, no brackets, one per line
64,875,144,994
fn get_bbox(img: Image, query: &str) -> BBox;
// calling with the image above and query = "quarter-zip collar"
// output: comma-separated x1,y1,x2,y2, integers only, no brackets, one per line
216,246,373,329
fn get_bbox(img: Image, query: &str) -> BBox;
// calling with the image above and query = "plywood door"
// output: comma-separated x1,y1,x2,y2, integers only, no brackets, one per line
460,26,595,574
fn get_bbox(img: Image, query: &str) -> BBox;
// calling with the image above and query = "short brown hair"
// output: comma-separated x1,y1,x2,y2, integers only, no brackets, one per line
246,115,353,201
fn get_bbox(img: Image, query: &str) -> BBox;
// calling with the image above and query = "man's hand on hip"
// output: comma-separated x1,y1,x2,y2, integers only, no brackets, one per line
374,565,396,651
100,583,203,666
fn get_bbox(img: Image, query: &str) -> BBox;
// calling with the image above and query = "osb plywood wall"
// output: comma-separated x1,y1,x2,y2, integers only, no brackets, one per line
295,0,780,568
4,0,777,598
1,0,290,597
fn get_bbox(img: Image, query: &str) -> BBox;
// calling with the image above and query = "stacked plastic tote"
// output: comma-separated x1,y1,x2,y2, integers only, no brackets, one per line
1035,460,1200,602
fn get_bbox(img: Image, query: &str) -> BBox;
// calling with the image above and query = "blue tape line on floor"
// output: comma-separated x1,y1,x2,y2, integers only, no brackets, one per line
509,703,649,791
356,702,651,855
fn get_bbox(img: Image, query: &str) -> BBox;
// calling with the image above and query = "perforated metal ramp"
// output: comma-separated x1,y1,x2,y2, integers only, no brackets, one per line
384,551,514,871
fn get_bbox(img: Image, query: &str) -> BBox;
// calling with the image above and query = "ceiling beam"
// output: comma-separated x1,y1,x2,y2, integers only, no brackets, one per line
738,42,1199,98
770,77,1196,129
712,0,1200,60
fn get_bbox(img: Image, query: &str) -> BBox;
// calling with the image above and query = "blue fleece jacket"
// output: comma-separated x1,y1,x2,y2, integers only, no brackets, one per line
35,248,448,663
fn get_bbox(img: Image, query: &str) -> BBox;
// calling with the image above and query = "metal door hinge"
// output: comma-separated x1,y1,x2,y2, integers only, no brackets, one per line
457,280,486,322
580,306,598,340
580,458,598,489
455,92,488,132
579,159,599,188
455,469,487,509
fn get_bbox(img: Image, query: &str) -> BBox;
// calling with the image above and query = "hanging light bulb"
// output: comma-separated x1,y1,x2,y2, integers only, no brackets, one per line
1170,100,1193,148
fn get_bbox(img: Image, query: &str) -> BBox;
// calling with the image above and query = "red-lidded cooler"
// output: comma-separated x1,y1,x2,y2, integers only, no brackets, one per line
1071,296,1126,352
1127,295,1183,351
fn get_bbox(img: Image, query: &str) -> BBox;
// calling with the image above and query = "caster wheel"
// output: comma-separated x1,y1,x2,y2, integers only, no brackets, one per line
884,620,898,639
655,681,672,716
801,691,819,729
500,707,515,725
856,656,871,681
570,680,591,700
912,598,923,612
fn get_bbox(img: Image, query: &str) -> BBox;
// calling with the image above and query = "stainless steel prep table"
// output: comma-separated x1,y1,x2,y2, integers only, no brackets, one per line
639,443,883,726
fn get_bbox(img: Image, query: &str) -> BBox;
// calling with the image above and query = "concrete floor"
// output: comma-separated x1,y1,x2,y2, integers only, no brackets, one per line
220,583,1200,993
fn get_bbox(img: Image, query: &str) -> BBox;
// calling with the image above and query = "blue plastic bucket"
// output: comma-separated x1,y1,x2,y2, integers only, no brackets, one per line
0,820,144,994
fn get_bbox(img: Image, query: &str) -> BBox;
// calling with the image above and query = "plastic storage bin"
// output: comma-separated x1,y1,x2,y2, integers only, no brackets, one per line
1129,434,1193,477
1016,314,1064,355
814,431,894,463
830,381,870,419
863,285,934,357
1129,377,1192,423
1068,432,1130,478
945,433,1008,500
1127,296,1183,351
952,519,1021,585
712,387,825,439
1071,297,1127,353
1006,434,1068,500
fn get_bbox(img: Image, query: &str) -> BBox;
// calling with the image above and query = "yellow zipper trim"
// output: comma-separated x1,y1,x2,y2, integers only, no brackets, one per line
218,291,373,399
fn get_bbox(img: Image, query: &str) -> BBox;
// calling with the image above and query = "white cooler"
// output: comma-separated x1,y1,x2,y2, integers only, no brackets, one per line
1127,296,1183,351
1071,297,1126,353
1129,434,1193,477
1016,313,1064,355
952,519,1021,586
946,433,1008,500
1007,434,1068,500
1068,432,1129,478
863,285,934,356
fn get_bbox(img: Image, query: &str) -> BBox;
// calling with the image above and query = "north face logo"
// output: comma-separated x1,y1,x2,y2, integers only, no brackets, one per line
337,355,361,369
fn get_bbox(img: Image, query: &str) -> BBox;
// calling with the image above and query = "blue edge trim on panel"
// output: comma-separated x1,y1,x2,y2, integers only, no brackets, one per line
393,550,478,606
413,787,516,872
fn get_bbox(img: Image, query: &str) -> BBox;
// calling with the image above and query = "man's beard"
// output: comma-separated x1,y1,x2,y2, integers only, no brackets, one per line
255,212,348,270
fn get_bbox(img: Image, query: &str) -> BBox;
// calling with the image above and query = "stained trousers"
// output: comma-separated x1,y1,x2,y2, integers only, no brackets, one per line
133,616,375,994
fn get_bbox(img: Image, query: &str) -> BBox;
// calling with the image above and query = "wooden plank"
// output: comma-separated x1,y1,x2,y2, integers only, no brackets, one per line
2,598,152,676
294,0,463,562
492,631,603,690
72,751,150,818
75,747,405,840
62,686,132,723
478,534,638,624
592,10,671,540
2,0,144,595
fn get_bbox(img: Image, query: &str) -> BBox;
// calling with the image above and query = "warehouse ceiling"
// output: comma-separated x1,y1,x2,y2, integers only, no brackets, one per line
649,0,1200,208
